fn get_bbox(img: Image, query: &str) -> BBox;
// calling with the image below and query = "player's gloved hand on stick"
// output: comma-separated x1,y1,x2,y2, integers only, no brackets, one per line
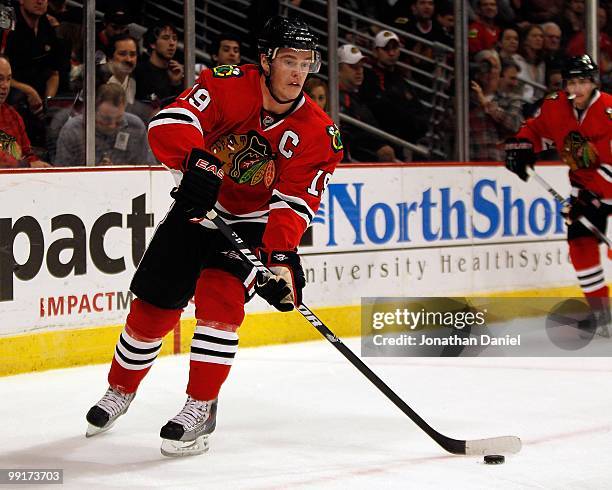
170,148,224,221
562,189,602,224
504,138,536,182
254,250,306,312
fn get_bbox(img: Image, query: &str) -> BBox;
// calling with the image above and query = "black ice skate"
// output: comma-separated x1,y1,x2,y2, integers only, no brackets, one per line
160,397,217,457
85,386,136,437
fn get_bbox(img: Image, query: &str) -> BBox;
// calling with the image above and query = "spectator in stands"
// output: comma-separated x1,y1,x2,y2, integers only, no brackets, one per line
565,7,612,77
541,22,563,71
135,21,183,103
498,58,522,98
436,1,455,46
522,65,563,119
54,83,152,166
514,24,546,102
557,0,584,48
497,27,520,63
360,30,429,152
304,77,328,112
468,0,501,54
521,0,563,24
105,33,138,105
0,55,49,168
4,0,60,117
337,44,397,162
469,49,523,160
47,0,82,96
405,0,447,51
404,0,448,96
95,4,131,63
209,32,241,67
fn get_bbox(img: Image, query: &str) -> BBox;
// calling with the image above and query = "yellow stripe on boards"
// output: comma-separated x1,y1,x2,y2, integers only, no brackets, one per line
0,285,592,377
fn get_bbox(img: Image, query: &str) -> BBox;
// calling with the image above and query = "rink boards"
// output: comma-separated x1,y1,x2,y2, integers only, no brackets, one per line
1,163,605,375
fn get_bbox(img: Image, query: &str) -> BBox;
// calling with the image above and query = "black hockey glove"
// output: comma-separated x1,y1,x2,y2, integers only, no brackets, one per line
562,189,602,225
504,138,536,182
254,250,306,312
170,149,224,221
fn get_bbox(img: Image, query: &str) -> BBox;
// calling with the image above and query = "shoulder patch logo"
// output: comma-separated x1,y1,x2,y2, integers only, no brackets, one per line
545,91,559,100
606,107,612,120
326,124,343,153
212,65,243,78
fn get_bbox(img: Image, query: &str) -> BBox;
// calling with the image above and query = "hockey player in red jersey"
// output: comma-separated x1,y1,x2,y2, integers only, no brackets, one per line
85,16,343,456
505,54,611,316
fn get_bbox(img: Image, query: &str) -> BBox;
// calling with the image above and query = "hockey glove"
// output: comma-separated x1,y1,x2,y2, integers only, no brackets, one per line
254,250,306,312
562,189,602,225
504,138,536,182
170,149,224,221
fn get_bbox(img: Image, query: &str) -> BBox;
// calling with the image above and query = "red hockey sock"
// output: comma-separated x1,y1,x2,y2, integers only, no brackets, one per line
187,269,245,401
108,298,181,394
569,236,609,299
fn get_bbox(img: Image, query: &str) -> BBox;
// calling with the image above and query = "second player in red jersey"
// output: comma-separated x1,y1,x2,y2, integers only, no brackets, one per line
505,55,612,318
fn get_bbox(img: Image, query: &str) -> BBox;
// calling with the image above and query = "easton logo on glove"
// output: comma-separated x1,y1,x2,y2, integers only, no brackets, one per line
194,158,225,178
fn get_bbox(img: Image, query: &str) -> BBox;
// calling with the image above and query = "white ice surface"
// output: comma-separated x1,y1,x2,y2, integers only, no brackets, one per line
1,338,611,489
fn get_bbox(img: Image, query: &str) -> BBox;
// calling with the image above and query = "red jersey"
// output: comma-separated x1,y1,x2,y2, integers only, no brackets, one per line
468,21,500,53
0,103,36,167
516,90,612,199
148,64,343,251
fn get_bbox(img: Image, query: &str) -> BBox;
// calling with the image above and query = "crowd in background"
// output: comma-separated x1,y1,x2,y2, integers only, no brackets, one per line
0,0,610,168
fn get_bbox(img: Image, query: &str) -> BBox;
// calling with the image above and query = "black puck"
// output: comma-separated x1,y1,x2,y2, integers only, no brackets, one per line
484,454,505,465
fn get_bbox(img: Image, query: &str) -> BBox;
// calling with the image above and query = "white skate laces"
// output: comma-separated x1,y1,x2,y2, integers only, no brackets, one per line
159,397,218,457
169,396,211,431
97,387,133,417
85,386,135,438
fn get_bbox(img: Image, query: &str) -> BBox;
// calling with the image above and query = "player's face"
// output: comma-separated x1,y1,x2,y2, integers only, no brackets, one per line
154,27,178,61
0,59,12,105
96,102,126,135
566,78,597,109
112,39,137,75
216,40,240,66
268,49,312,101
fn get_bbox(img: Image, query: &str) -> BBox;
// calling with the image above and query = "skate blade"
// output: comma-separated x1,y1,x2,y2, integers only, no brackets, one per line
85,422,114,438
160,435,210,457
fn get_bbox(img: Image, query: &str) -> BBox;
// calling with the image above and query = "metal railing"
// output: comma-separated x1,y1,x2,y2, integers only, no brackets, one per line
279,0,454,160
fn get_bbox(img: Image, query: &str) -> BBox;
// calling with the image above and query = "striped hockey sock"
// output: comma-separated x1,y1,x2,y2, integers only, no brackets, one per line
108,326,163,394
187,324,239,401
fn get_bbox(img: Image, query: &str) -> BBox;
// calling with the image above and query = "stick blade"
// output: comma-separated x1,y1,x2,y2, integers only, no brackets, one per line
465,436,522,455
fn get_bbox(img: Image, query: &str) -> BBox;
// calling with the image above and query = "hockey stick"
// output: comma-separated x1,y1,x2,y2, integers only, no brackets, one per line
206,209,522,456
526,167,612,259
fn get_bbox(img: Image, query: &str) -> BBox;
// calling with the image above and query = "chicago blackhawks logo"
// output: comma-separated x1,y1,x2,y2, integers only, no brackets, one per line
326,124,343,153
560,131,600,171
211,130,276,188
212,65,243,78
0,130,23,164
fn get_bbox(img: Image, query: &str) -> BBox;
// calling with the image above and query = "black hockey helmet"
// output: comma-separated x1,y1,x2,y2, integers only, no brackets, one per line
562,54,599,82
257,16,321,73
